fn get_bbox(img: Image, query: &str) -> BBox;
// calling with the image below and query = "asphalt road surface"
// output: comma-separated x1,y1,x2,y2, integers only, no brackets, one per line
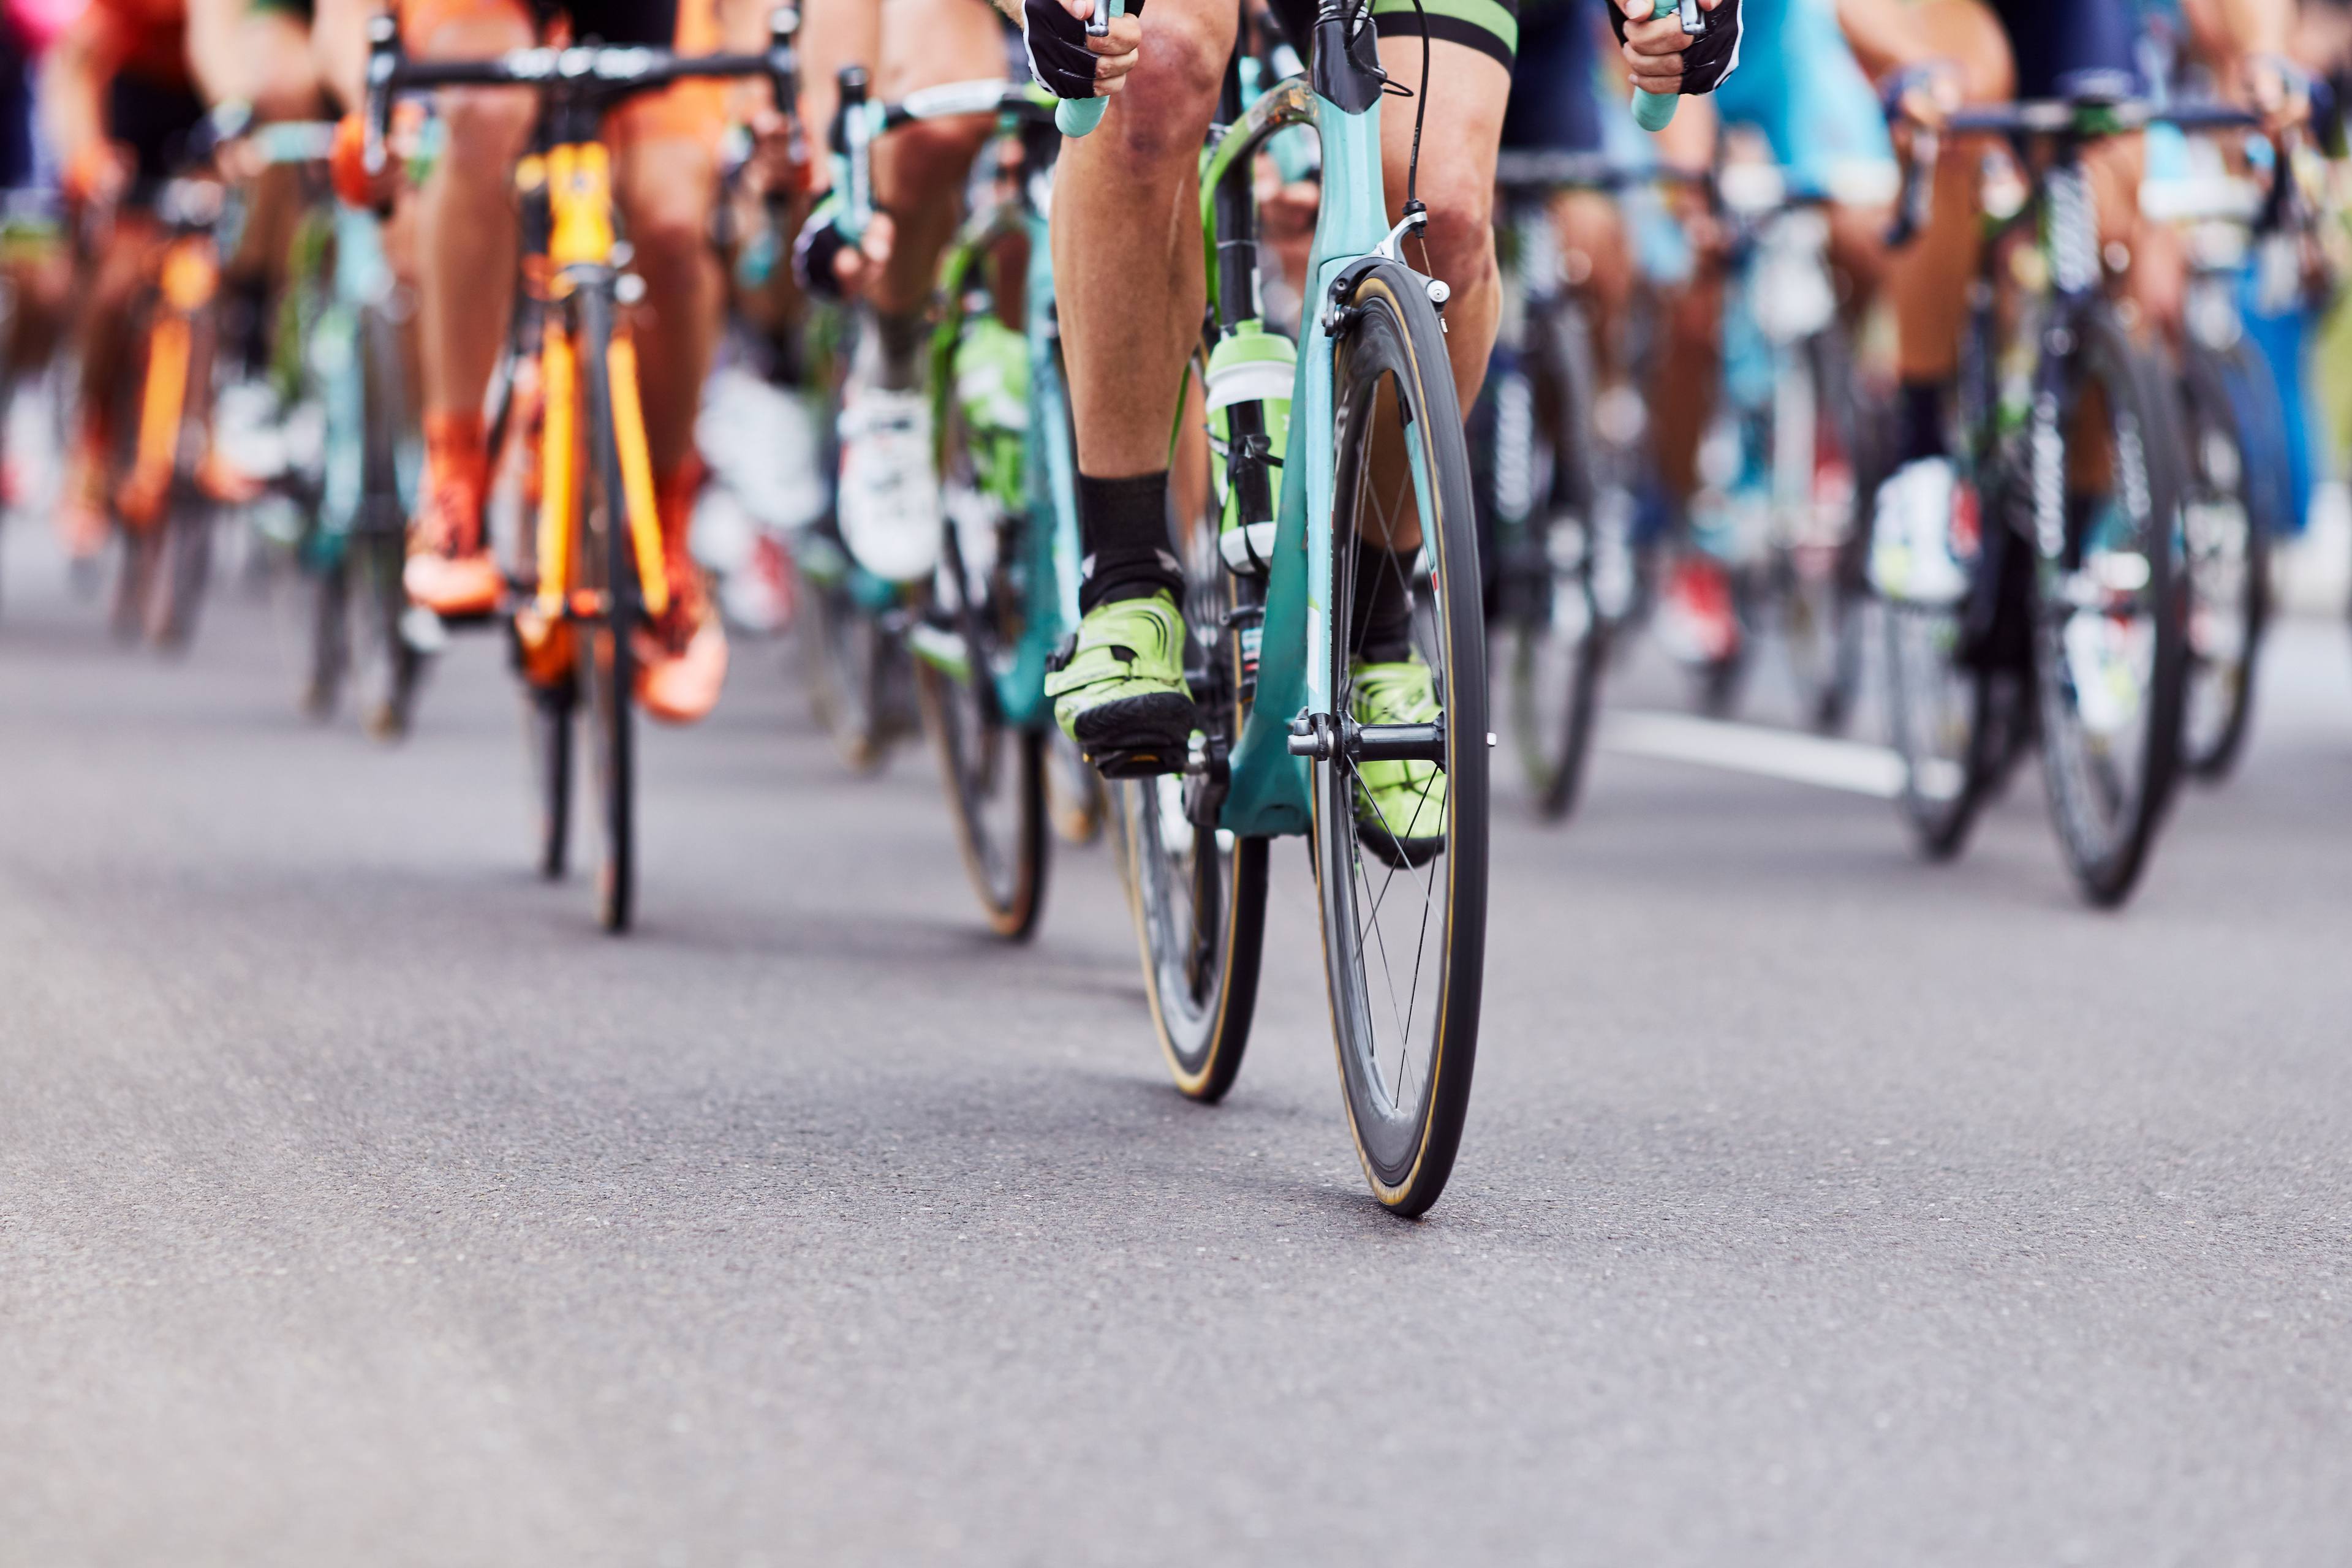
7,526,2352,1567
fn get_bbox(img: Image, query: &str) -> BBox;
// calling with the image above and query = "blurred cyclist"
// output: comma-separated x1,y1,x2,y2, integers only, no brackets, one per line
41,0,260,557
791,0,1011,586
1838,0,2303,601
340,0,751,724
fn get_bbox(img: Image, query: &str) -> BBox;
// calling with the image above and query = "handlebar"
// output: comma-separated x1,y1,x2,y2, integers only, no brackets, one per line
366,6,802,173
1630,0,1701,134
1885,92,2279,249
1056,0,1124,138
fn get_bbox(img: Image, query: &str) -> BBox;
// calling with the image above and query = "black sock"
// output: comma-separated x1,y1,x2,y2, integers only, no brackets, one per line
1350,543,1416,665
1076,472,1182,614
1897,380,1948,465
874,310,927,393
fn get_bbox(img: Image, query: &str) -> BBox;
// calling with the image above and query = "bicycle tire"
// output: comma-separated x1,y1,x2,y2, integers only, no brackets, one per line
303,529,349,719
2177,336,2278,782
1314,261,1487,1216
151,497,214,652
1774,326,1867,734
576,292,635,933
523,676,575,880
913,366,1049,938
1119,369,1268,1101
1503,294,1609,821
351,303,426,741
2032,306,2187,907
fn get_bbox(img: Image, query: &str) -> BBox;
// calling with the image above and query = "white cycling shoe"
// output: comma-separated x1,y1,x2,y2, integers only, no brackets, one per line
836,386,942,584
1868,457,1973,607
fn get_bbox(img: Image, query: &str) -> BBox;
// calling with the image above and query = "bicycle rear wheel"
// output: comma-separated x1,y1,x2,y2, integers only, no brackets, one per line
1117,392,1267,1102
1500,294,1608,821
2033,308,2187,906
1314,262,1487,1216
2177,336,2278,781
576,295,636,932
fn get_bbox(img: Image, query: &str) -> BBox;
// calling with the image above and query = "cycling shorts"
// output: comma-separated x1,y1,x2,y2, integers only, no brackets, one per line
397,0,729,147
110,74,209,184
1987,0,2141,99
1263,0,1518,72
1711,0,1894,203
1500,1,1600,153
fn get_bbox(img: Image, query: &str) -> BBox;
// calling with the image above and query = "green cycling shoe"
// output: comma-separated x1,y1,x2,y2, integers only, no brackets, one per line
1350,657,1446,869
1045,591,1198,778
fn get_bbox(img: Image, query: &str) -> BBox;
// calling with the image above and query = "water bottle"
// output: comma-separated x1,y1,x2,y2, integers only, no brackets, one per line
1206,325,1295,575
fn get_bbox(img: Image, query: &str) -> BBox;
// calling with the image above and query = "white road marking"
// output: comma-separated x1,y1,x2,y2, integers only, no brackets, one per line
1601,709,1908,799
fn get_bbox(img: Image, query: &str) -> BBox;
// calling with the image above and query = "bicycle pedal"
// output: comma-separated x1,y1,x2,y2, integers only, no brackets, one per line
1087,746,1184,780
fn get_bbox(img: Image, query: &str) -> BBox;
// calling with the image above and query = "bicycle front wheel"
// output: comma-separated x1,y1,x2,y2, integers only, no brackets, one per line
577,295,636,932
1314,262,1488,1216
2032,307,2187,906
2177,336,2278,781
1502,294,1608,821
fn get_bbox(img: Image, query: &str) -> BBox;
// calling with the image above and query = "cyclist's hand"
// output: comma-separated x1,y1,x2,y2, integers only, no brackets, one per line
2244,53,2314,143
62,141,131,209
1612,0,1739,97
793,199,893,300
1019,0,1141,103
330,111,406,211
744,105,811,201
1885,60,1964,134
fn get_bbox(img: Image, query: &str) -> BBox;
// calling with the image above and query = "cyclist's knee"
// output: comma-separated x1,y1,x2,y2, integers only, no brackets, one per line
1403,155,1497,294
878,115,989,204
437,88,535,180
1911,0,2014,104
618,149,716,279
1103,14,1227,167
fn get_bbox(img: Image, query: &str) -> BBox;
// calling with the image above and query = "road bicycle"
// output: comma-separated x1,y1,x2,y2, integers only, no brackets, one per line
1078,0,1489,1215
2147,123,2321,780
93,117,245,652
1878,87,2269,905
368,10,801,930
1679,155,1874,729
826,70,1091,937
236,118,431,737
1479,149,1639,822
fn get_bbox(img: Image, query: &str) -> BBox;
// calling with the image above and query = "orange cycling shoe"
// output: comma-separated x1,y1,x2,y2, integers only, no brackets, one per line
404,411,504,619
633,461,727,725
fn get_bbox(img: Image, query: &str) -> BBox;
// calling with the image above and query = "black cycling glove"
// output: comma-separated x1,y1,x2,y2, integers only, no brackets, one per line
793,194,852,300
1021,0,1137,100
1608,0,1742,96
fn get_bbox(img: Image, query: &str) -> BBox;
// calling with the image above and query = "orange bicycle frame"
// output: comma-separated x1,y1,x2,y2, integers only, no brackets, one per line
531,140,668,622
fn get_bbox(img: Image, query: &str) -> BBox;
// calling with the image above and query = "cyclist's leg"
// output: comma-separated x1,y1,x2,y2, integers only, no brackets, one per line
603,0,733,721
869,0,1003,323
1044,0,1235,764
1501,7,1632,355
1368,22,1511,405
829,0,1003,585
398,0,536,614
188,0,327,122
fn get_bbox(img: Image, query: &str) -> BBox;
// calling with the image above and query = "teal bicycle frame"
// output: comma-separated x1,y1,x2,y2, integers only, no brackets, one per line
1193,69,1402,836
888,83,1081,729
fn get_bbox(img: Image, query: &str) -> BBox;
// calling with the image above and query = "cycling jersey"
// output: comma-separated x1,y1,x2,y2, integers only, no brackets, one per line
1988,0,2141,99
1711,0,1892,202
78,0,207,183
